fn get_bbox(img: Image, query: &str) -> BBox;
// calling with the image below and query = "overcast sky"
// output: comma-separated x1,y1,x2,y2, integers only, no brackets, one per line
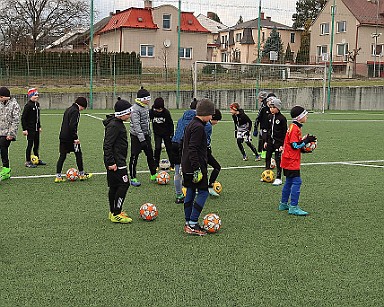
93,0,297,27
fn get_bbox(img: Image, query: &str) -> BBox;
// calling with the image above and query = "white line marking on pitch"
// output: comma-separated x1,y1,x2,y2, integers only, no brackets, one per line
9,160,384,179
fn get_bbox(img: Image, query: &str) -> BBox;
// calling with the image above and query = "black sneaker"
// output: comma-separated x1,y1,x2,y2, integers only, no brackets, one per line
37,160,47,165
25,162,37,168
175,196,185,204
186,223,207,236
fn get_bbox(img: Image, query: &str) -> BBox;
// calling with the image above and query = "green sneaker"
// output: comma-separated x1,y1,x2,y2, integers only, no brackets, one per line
261,151,267,159
150,173,157,181
288,205,309,216
0,167,11,181
278,202,289,211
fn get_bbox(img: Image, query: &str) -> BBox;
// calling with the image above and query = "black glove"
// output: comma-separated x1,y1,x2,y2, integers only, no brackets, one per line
303,135,317,144
140,141,148,150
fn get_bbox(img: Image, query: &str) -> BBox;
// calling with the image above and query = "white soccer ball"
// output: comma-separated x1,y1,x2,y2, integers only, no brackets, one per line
159,158,171,170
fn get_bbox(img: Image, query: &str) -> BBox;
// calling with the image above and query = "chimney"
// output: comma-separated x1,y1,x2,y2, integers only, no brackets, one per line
144,0,152,9
266,16,271,21
260,12,265,20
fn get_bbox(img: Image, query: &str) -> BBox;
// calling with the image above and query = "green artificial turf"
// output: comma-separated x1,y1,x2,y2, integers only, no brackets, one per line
0,110,383,306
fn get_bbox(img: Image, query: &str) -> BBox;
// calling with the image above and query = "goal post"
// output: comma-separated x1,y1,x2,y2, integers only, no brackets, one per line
193,61,327,113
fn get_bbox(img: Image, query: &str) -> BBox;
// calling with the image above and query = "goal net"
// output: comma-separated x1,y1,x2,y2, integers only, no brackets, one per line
193,61,327,112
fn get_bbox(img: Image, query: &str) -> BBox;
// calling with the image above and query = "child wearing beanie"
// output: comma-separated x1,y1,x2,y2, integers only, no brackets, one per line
278,105,317,216
182,98,215,236
171,98,198,204
230,102,261,161
22,88,46,168
129,86,157,186
149,97,174,170
262,98,287,186
0,86,20,180
103,97,133,223
55,96,92,182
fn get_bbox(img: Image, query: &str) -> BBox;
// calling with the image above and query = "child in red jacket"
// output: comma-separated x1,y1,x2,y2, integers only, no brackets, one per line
279,106,316,216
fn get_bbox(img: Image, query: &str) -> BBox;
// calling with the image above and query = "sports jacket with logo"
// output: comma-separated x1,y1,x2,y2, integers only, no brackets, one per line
281,121,303,170
231,109,252,136
103,115,128,168
266,112,287,147
59,103,80,142
149,108,174,137
22,100,41,132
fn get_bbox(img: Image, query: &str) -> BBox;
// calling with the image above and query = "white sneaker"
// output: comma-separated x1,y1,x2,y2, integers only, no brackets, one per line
208,187,220,197
272,178,282,186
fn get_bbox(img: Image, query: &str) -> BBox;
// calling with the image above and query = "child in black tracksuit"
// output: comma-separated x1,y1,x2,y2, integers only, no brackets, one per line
264,98,287,186
254,92,275,158
230,102,260,161
21,88,46,167
103,98,133,224
149,97,174,168
55,97,91,182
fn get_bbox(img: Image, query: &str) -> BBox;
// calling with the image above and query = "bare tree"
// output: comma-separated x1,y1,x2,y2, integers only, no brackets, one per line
0,0,90,51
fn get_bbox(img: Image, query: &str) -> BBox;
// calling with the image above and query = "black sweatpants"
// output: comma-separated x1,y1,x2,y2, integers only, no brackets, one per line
0,137,11,168
207,147,221,186
129,134,157,179
107,168,130,215
153,134,173,167
25,131,40,161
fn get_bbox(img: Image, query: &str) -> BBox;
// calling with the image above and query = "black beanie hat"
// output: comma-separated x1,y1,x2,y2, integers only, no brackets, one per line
153,97,165,109
75,96,88,109
137,86,150,99
196,98,215,116
290,105,308,120
190,98,198,109
115,97,132,116
212,108,222,121
0,86,11,98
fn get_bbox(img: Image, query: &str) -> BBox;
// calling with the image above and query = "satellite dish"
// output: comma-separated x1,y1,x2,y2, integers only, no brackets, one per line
163,39,171,48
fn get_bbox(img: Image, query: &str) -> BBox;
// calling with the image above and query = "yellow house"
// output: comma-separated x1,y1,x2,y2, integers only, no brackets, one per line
214,13,302,64
310,0,384,77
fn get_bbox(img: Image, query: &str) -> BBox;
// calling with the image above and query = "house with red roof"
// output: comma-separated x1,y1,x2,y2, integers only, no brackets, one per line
310,0,384,77
96,0,209,69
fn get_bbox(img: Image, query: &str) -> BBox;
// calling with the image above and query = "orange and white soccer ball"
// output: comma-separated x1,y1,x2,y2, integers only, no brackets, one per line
66,168,79,181
139,203,158,221
203,213,222,233
261,169,275,183
302,140,317,153
156,171,170,185
270,158,276,169
212,181,222,194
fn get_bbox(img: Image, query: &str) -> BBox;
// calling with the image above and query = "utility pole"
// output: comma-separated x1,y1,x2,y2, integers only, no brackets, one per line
327,0,336,110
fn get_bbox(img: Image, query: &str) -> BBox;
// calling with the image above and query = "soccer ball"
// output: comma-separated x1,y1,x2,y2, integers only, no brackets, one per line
139,203,158,221
30,155,39,165
302,140,317,153
261,169,275,183
66,168,79,181
159,158,171,170
270,158,276,169
156,171,170,185
212,181,222,194
203,213,222,233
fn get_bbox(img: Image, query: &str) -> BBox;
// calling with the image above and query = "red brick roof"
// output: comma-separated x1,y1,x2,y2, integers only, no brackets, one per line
98,8,209,34
342,0,384,26
98,8,158,34
181,12,210,33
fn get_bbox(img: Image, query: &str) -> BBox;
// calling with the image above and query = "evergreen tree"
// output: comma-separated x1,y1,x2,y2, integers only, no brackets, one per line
284,43,294,63
262,27,284,63
292,0,327,29
295,20,311,64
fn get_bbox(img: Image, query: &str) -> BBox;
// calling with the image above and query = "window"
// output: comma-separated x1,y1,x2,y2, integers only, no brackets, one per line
233,49,241,62
337,21,346,33
262,32,265,42
179,47,192,59
317,45,328,61
163,14,171,29
140,45,154,57
221,52,228,62
320,23,329,35
372,43,384,56
235,33,242,42
336,43,348,56
290,33,295,44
